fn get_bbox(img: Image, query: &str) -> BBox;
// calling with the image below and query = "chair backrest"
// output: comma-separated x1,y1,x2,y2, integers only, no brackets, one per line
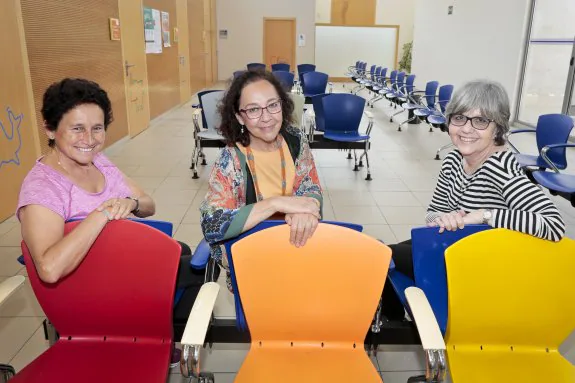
225,220,363,331
368,64,376,79
373,66,381,81
388,70,397,87
378,68,388,85
198,90,225,132
271,63,290,72
247,63,266,71
22,220,180,340
68,217,173,237
321,93,365,134
297,63,316,74
534,114,574,169
273,70,295,92
424,81,439,108
311,93,331,132
411,225,491,334
302,71,329,96
394,72,406,91
445,229,575,349
233,70,246,79
232,224,390,343
437,85,454,113
289,93,305,129
404,74,416,94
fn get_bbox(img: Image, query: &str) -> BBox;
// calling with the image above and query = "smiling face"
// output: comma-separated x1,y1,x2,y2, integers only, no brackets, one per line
448,108,496,158
235,80,283,150
48,103,106,166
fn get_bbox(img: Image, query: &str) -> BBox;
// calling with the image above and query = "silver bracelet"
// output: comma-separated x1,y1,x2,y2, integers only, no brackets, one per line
101,209,112,222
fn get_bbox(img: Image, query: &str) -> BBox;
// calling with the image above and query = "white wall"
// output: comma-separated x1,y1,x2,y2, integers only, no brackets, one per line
376,0,416,64
216,0,315,80
411,0,530,116
315,0,331,24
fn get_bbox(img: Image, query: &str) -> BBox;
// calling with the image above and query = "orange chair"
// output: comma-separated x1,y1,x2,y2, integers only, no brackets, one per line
231,223,391,382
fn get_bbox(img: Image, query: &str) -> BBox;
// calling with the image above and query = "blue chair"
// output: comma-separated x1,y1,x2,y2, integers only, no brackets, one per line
507,114,574,171
271,63,290,72
365,66,382,94
387,225,491,335
399,80,439,131
368,68,390,107
246,63,266,71
233,70,246,79
191,90,225,178
531,142,575,207
272,70,295,92
389,74,416,125
372,70,397,108
301,71,330,103
426,84,455,160
321,93,374,180
384,71,406,108
297,63,316,75
223,220,363,331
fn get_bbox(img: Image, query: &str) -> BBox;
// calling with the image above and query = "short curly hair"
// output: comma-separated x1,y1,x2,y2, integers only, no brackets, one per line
41,78,114,148
218,70,294,147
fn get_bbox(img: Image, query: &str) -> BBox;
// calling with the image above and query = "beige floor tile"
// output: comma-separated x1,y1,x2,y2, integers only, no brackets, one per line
362,225,398,244
333,205,387,225
0,316,44,362
328,190,377,206
372,192,422,207
389,225,416,242
364,178,410,192
173,224,204,248
8,325,49,372
152,204,193,226
412,191,434,207
0,226,22,247
158,176,206,191
133,163,177,177
0,247,25,277
130,176,167,190
0,220,18,236
153,189,199,206
0,279,45,317
213,271,236,319
379,206,427,225
400,176,439,192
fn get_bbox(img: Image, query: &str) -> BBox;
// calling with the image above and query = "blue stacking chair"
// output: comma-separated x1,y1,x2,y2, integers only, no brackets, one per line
507,114,574,171
426,84,455,160
384,71,406,108
273,70,295,92
246,63,266,71
301,71,330,103
233,70,246,79
387,225,491,335
271,63,290,72
190,90,225,177
366,66,382,93
371,70,397,108
308,93,331,139
390,74,416,124
321,93,374,180
297,63,316,75
399,80,439,131
368,68,389,107
223,220,363,331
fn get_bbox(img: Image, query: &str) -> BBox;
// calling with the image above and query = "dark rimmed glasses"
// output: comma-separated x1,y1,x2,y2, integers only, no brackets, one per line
449,114,494,130
239,100,282,119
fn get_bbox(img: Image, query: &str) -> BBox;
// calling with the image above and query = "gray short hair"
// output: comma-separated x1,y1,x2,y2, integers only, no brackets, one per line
445,80,510,146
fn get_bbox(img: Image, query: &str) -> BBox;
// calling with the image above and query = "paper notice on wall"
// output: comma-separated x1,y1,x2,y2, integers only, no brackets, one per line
145,8,162,54
161,11,171,47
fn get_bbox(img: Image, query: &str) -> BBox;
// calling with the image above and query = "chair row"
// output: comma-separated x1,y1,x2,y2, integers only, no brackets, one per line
12,218,575,382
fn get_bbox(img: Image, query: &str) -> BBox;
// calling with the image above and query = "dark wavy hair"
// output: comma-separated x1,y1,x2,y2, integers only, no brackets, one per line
218,70,294,146
41,78,114,148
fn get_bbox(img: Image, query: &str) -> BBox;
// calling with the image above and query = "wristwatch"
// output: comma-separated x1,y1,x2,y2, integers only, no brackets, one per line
126,197,140,214
482,209,493,225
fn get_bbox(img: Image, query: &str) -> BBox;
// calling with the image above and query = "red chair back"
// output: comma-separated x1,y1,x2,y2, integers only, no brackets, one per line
22,220,181,342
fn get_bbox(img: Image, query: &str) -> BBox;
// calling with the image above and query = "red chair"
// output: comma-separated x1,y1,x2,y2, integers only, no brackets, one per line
12,220,218,383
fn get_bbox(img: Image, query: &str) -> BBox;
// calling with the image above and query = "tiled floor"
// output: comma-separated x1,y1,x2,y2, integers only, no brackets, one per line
1,82,574,382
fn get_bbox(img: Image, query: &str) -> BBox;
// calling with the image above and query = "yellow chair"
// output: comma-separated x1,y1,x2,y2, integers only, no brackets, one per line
231,223,391,383
406,229,575,383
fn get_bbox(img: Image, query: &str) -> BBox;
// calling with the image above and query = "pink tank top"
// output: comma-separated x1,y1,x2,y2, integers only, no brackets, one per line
16,153,132,221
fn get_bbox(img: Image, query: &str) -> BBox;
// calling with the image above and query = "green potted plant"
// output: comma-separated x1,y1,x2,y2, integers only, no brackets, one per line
398,41,413,73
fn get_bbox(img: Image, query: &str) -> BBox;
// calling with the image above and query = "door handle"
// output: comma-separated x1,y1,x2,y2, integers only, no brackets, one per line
125,61,136,76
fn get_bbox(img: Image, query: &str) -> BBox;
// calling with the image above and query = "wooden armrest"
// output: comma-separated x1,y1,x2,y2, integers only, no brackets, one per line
405,287,446,351
0,276,25,308
181,282,220,346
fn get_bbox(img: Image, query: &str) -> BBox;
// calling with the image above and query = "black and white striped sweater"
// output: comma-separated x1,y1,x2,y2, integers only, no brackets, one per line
426,150,565,241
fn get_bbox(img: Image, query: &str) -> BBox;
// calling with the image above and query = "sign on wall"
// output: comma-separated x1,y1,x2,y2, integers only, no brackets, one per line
109,18,121,41
144,8,162,54
161,11,170,47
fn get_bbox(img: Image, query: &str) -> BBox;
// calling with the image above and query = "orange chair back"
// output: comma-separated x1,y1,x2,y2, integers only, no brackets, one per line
231,223,391,344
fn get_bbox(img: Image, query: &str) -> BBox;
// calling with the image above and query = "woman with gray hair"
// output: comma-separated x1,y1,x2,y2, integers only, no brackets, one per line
381,80,565,321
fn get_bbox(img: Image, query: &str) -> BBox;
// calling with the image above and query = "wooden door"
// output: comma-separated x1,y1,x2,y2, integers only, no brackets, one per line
119,0,151,137
188,0,207,94
209,0,218,83
177,0,191,102
263,18,296,69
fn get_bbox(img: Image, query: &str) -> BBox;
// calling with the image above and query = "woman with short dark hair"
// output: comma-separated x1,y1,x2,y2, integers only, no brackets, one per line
200,70,323,280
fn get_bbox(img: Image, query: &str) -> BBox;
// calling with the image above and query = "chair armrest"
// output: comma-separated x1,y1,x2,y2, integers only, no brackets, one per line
190,239,211,270
507,128,536,136
540,143,575,173
405,287,447,382
405,287,445,350
180,282,220,378
0,276,25,308
363,110,374,120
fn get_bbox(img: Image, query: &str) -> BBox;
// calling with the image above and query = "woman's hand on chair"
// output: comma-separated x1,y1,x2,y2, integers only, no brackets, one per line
428,210,466,233
96,198,136,220
272,196,321,219
285,213,319,247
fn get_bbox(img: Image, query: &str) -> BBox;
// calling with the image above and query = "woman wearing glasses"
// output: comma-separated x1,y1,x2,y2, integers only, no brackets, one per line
200,70,322,281
382,80,565,320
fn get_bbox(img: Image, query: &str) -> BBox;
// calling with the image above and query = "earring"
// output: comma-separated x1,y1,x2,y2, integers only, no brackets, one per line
241,125,245,134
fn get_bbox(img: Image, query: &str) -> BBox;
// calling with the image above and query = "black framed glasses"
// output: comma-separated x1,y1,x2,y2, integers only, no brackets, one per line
239,100,282,120
449,114,494,130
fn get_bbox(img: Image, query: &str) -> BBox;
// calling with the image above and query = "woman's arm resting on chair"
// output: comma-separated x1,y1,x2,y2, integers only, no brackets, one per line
20,205,110,283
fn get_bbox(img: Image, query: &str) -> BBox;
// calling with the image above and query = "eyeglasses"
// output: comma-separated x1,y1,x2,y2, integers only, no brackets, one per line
239,100,282,120
449,114,494,130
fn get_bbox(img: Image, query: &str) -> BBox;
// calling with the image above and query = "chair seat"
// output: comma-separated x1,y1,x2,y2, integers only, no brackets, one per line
378,89,391,95
427,114,447,125
414,108,433,117
324,132,369,142
198,131,224,140
514,153,550,169
448,348,575,383
235,346,382,383
402,103,421,110
11,340,171,383
532,171,575,193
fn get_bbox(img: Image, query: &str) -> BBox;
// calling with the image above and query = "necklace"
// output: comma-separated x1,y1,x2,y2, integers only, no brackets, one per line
245,137,287,201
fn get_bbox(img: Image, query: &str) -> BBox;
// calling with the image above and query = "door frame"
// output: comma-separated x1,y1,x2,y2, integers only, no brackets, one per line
263,17,296,67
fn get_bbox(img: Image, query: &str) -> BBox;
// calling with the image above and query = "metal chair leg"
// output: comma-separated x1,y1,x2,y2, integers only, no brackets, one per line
0,364,16,383
435,142,454,160
44,319,58,346
353,150,359,171
371,297,383,333
364,141,372,181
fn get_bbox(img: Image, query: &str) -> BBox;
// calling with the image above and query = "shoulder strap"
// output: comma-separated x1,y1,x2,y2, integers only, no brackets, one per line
281,128,300,163
234,146,257,205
